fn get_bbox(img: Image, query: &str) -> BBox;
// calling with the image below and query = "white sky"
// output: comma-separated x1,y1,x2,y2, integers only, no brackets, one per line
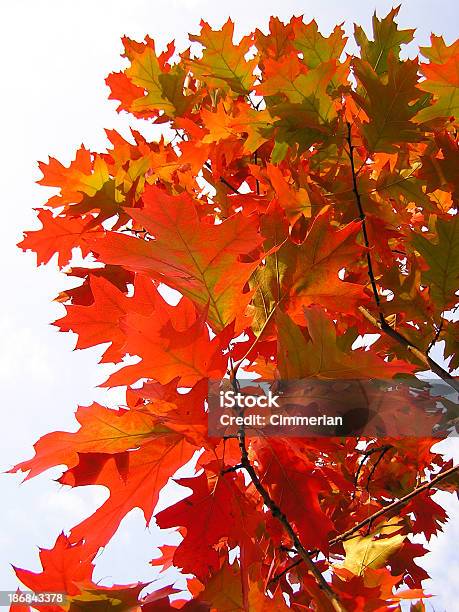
1,0,458,608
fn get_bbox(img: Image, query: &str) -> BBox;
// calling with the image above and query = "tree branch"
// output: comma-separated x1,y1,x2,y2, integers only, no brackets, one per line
267,557,303,587
346,122,458,393
364,445,392,493
271,463,459,583
329,463,459,547
237,427,346,611
352,444,393,499
358,306,459,392
428,318,444,354
204,161,241,195
227,361,345,610
346,122,383,319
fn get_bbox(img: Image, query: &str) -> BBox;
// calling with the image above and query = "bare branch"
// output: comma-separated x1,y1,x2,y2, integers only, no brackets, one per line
267,557,302,587
346,122,383,320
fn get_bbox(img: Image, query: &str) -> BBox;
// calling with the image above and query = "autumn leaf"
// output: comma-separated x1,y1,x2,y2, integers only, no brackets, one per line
107,37,191,119
54,275,130,361
67,435,195,552
9,400,178,481
412,216,459,310
352,54,428,152
277,307,415,380
342,518,405,575
187,20,256,94
416,35,459,123
106,310,225,387
13,534,164,611
201,101,272,154
18,210,93,267
254,16,296,61
354,6,415,74
254,438,335,552
13,534,95,597
250,205,368,333
259,59,339,124
292,19,346,69
156,471,259,581
196,561,244,612
86,186,262,331
38,147,108,205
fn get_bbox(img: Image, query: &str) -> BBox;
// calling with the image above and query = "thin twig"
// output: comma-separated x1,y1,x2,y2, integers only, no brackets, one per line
428,318,444,354
346,122,458,393
273,464,459,582
365,445,392,492
220,463,243,475
346,122,383,321
330,463,459,546
352,444,392,500
237,429,346,611
203,161,241,195
358,306,459,392
267,558,302,587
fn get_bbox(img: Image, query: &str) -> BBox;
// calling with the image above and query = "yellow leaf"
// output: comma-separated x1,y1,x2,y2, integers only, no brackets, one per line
342,518,405,575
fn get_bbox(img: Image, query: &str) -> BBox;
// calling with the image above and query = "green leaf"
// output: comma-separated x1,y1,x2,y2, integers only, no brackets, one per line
352,55,428,152
293,19,346,69
354,6,415,74
125,45,178,115
276,310,310,378
412,216,459,310
188,19,256,94
415,56,459,124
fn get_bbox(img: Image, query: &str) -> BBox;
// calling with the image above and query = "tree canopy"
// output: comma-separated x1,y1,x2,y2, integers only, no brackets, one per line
9,7,459,611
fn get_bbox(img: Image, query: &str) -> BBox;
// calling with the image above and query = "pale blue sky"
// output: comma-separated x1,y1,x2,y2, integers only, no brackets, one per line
1,0,458,609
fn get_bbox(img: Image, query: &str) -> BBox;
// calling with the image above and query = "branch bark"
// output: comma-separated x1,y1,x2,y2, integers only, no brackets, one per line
204,161,241,195
346,122,382,316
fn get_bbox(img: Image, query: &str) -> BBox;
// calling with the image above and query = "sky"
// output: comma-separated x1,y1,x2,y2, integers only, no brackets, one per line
0,0,458,609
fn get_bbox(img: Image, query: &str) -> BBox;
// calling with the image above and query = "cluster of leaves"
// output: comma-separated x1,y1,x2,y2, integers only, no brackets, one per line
10,7,459,611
